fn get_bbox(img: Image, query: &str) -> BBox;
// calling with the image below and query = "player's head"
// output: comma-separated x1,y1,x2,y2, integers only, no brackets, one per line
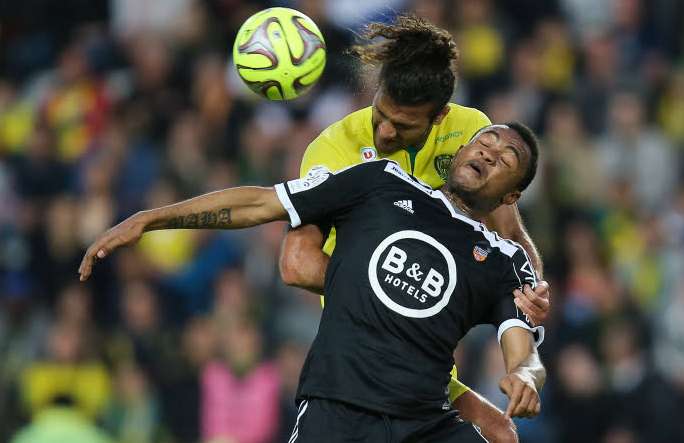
447,123,539,214
352,14,458,154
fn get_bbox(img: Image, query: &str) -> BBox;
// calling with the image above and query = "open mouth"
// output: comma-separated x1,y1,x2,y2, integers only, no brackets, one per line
467,160,485,177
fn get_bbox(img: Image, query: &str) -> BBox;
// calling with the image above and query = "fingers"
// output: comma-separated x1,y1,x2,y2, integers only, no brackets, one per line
535,280,550,295
78,246,96,281
521,388,541,418
514,295,543,326
78,237,114,281
504,379,524,418
501,375,541,418
513,387,533,417
514,283,551,326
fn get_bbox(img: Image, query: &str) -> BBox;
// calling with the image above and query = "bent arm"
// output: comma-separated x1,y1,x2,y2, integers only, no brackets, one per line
482,204,543,278
279,224,328,294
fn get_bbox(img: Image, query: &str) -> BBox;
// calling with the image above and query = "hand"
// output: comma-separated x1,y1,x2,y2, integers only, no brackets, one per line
499,372,541,418
513,281,550,326
78,214,147,281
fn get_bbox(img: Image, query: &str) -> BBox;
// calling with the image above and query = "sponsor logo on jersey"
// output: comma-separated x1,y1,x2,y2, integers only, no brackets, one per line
368,230,457,318
360,147,377,162
434,154,453,181
393,199,414,214
472,245,490,262
287,165,331,194
435,130,463,143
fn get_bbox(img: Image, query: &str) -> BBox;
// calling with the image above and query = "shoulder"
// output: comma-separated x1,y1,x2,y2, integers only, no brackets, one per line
302,107,373,175
316,106,372,146
448,212,532,265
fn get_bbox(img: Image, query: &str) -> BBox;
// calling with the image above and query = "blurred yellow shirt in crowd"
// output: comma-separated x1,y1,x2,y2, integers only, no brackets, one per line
137,230,196,272
457,25,504,77
0,100,34,154
657,71,684,144
21,362,111,418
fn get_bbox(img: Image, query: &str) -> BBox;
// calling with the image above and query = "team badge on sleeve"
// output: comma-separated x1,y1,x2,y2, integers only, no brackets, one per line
472,244,490,262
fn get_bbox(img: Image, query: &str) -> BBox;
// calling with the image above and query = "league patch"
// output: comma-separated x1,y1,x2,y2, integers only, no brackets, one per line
360,147,377,162
434,154,453,181
287,165,331,194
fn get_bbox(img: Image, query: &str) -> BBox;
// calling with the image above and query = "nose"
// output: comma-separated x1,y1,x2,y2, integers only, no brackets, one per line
479,148,496,164
377,120,396,140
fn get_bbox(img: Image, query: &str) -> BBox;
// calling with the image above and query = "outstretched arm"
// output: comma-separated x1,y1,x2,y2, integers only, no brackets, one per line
79,186,286,281
279,225,328,294
498,327,546,418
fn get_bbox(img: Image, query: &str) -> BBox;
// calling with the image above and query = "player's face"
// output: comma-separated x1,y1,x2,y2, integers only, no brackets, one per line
371,89,446,154
448,126,530,207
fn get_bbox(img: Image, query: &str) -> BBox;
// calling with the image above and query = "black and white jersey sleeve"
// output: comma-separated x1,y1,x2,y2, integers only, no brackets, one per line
274,160,382,228
484,245,545,347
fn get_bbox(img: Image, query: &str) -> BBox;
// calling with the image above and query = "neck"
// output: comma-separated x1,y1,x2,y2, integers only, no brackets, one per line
440,186,490,220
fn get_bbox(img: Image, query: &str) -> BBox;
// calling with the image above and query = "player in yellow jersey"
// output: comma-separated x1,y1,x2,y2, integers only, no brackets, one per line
280,15,550,442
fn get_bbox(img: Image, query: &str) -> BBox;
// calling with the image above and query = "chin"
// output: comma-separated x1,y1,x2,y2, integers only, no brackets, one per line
449,174,480,194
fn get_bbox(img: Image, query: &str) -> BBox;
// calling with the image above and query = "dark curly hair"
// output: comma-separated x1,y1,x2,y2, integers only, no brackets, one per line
351,14,459,116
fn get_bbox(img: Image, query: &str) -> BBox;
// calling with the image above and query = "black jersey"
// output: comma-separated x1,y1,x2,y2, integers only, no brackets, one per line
274,159,544,419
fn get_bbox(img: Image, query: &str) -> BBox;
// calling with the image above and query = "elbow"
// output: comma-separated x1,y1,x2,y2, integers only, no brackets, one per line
279,249,303,287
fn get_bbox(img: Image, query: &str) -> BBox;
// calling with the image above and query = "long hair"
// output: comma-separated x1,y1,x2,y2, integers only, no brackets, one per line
351,14,459,114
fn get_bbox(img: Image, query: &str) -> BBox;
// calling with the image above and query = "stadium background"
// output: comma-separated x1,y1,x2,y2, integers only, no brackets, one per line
1,0,683,442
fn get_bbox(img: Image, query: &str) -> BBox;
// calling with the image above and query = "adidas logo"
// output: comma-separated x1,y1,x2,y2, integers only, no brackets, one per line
394,199,414,214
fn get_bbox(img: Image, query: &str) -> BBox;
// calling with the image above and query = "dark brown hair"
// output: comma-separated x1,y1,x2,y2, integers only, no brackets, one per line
351,14,459,116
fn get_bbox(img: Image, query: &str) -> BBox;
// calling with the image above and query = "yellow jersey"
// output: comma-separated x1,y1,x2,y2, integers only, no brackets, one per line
297,103,491,401
300,104,491,256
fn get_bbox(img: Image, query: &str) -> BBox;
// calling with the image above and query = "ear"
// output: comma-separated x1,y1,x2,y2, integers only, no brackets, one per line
432,105,450,125
501,190,521,206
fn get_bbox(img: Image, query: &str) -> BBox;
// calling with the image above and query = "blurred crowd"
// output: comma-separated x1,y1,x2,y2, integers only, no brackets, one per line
0,0,683,442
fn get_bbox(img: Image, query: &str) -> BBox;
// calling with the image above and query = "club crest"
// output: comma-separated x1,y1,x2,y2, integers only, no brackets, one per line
434,154,453,181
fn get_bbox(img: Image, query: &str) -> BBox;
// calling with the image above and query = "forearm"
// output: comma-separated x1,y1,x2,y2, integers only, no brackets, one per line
454,390,517,443
454,389,498,422
140,186,285,231
501,329,546,391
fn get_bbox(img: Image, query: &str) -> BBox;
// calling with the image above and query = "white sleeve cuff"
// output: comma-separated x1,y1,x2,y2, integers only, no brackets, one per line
497,319,545,348
274,183,302,228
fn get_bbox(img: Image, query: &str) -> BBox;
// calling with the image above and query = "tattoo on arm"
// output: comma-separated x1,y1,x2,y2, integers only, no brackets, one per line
163,208,232,229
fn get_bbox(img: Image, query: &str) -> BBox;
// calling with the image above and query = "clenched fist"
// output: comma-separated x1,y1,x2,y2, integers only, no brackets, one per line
499,371,541,418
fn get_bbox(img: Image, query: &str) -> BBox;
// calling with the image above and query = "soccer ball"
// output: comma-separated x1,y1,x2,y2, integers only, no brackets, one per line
233,7,326,101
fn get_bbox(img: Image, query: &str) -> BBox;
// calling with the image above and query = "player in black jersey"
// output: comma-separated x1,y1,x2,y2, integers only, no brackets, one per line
80,122,545,443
